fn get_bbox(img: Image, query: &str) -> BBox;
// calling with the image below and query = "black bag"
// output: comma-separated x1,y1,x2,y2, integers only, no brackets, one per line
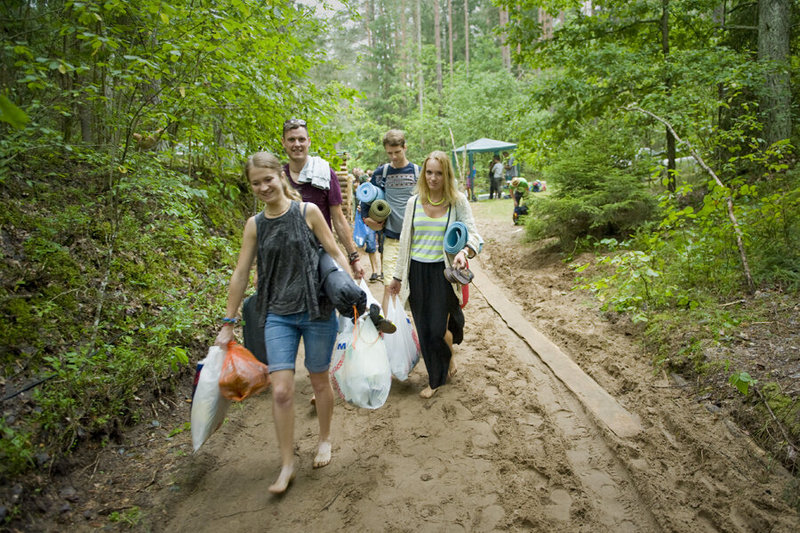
242,294,267,365
318,250,366,318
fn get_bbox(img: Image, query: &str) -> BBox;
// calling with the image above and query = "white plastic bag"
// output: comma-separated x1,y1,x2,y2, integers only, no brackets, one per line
191,346,231,452
358,277,381,312
384,296,421,381
338,315,392,409
330,315,354,400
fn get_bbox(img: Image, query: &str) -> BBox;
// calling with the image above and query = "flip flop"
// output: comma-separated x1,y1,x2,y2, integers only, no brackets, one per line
453,267,474,285
443,266,458,284
444,266,474,285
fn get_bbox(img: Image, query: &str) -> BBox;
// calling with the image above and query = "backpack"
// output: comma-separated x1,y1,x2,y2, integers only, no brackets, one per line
381,162,420,181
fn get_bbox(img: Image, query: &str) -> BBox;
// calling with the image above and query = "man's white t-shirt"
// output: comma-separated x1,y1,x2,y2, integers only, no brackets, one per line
492,162,504,179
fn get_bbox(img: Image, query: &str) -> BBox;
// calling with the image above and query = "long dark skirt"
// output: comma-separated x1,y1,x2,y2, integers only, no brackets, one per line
408,260,465,389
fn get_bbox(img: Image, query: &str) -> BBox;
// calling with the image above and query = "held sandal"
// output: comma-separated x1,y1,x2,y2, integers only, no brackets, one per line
444,266,474,285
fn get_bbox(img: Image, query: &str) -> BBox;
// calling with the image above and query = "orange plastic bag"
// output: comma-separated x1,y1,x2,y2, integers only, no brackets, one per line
218,341,270,401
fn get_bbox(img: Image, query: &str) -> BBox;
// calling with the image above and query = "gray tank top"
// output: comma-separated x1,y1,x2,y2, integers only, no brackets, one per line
254,202,327,320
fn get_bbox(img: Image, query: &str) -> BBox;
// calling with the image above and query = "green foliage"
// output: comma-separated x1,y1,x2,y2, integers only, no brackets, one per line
108,506,142,528
0,418,35,478
524,118,658,246
0,95,29,129
1,0,350,170
729,371,757,396
0,147,245,478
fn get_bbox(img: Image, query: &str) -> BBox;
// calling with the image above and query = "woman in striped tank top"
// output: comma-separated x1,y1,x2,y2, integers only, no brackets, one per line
388,151,482,398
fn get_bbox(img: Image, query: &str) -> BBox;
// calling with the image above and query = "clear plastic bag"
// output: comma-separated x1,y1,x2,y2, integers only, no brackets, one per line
384,296,421,381
337,315,391,409
191,346,231,452
330,316,355,400
218,341,270,402
358,277,381,311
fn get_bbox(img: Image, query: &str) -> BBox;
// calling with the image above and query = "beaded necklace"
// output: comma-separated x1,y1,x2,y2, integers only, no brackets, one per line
427,195,445,206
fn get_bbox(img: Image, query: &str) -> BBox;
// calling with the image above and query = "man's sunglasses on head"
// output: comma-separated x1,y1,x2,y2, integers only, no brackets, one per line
283,118,307,132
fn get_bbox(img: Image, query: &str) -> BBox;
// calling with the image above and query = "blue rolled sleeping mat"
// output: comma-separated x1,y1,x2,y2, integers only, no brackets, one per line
318,250,367,318
444,221,468,254
368,199,391,223
356,182,385,204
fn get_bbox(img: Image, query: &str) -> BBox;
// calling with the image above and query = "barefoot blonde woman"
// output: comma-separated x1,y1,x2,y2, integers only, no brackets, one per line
215,152,352,494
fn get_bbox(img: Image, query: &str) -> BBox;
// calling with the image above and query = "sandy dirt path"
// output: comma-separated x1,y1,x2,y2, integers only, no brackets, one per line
141,200,799,532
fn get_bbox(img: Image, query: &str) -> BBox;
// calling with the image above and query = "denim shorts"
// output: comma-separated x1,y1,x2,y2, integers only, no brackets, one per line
264,310,338,374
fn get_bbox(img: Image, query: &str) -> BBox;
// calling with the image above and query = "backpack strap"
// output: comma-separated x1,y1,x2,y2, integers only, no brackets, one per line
383,163,418,181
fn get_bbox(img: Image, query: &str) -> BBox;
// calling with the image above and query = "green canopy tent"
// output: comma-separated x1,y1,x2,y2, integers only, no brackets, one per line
451,138,517,180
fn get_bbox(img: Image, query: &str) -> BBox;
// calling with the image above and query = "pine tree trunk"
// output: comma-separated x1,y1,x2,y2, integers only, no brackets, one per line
416,0,424,127
400,0,408,87
434,0,443,94
758,0,792,145
500,8,510,70
448,0,454,85
366,0,374,49
464,0,470,79
662,0,676,192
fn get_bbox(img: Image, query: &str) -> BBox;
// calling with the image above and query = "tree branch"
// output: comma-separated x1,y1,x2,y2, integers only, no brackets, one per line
624,105,756,294
754,386,799,461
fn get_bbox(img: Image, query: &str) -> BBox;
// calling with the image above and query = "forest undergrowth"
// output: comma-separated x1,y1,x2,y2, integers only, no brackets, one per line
0,149,245,493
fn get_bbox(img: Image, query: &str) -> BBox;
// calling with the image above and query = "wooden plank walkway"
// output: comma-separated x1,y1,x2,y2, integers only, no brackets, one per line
470,260,643,439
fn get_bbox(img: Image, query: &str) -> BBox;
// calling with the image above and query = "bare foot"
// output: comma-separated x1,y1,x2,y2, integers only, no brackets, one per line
448,359,458,378
313,441,332,468
268,465,296,495
419,386,438,399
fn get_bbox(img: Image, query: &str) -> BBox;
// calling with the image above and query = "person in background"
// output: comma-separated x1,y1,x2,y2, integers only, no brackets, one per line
511,177,529,209
362,129,419,312
215,152,352,495
510,177,530,225
466,162,477,202
282,118,365,407
388,151,482,399
281,118,365,280
352,168,383,282
490,154,504,200
503,150,518,185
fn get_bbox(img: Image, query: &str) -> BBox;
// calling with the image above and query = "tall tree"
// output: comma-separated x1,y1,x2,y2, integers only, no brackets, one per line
662,0,676,192
417,0,424,122
464,0,470,78
449,0,455,85
400,0,409,87
434,0,444,94
500,7,511,69
758,0,792,145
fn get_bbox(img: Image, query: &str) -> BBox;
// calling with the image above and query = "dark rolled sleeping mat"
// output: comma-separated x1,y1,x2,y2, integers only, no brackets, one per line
368,199,391,223
318,251,367,318
242,294,267,365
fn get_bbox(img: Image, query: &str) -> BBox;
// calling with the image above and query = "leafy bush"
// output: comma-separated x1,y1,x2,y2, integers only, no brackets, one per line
0,149,245,478
525,119,658,247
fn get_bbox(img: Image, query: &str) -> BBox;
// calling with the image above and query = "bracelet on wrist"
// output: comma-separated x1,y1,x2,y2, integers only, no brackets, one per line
348,251,360,264
220,317,240,325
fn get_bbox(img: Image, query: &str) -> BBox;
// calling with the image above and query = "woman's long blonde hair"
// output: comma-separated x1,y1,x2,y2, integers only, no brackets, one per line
244,151,301,201
417,150,458,205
